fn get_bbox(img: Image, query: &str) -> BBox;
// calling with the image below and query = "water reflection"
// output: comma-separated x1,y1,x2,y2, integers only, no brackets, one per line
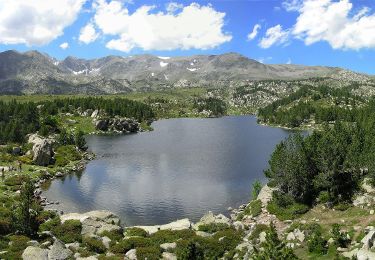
43,116,293,225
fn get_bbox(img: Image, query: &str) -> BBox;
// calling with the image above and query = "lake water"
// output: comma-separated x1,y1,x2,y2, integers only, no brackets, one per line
43,116,294,226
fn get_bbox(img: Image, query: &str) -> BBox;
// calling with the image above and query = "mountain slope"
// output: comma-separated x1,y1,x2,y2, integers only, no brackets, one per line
0,50,371,94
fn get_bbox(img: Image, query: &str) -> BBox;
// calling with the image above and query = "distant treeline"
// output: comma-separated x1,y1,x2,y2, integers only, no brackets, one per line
0,97,154,144
258,85,364,127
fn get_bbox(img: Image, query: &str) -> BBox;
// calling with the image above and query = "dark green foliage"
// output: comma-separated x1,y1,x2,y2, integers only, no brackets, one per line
331,224,350,248
52,220,82,243
148,229,195,245
266,192,309,220
75,130,87,151
110,237,151,254
252,223,298,260
12,177,41,236
83,236,106,253
193,97,227,116
99,229,124,242
249,224,269,242
176,240,204,260
54,145,82,167
125,227,148,237
198,223,231,233
136,246,161,260
0,97,154,144
307,226,327,255
1,235,30,260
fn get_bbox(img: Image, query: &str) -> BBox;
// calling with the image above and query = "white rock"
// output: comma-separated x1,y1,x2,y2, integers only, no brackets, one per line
160,242,176,251
357,248,375,260
22,246,48,260
286,232,296,241
125,249,137,260
162,252,177,260
259,231,267,243
135,218,191,235
361,231,375,250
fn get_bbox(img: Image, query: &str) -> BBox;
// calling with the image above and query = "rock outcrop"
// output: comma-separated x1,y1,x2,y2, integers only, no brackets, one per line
95,118,139,133
28,134,54,166
134,218,192,235
22,246,49,260
61,210,122,237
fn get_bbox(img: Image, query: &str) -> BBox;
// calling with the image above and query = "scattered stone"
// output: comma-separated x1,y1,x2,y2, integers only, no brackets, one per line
357,248,375,260
294,229,305,242
195,231,212,237
48,239,73,260
286,232,296,241
101,236,111,249
135,218,191,235
162,252,177,260
257,185,276,206
233,221,244,230
65,242,80,250
259,231,267,243
328,238,335,244
22,246,48,260
125,249,137,260
160,242,177,251
26,240,39,247
370,210,374,215
342,248,359,259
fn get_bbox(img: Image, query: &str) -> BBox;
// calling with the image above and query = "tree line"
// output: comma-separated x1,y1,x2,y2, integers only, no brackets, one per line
0,97,155,144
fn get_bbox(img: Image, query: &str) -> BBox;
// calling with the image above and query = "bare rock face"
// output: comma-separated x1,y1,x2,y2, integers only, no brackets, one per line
28,134,54,166
60,210,122,237
48,239,73,260
95,118,139,133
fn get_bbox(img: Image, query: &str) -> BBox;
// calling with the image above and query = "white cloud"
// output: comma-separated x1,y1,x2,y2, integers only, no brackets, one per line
247,24,261,41
91,0,232,52
292,0,375,50
0,0,86,46
282,0,303,11
59,42,69,49
286,57,292,64
79,22,99,44
259,24,289,48
166,2,183,13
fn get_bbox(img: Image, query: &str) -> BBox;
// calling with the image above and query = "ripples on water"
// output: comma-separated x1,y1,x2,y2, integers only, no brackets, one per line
43,116,293,226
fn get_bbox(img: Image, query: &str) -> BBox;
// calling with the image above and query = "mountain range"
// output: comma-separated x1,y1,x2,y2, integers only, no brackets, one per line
0,50,370,94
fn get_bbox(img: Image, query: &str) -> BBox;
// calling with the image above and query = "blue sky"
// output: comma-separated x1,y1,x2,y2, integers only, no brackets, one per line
0,0,374,74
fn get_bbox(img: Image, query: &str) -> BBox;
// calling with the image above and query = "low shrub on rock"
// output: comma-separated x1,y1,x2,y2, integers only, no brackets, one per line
198,223,231,233
124,227,148,237
83,236,106,254
136,246,161,260
99,229,124,242
52,219,82,243
110,237,151,254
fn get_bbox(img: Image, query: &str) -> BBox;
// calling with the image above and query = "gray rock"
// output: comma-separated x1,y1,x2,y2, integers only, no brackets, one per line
294,229,305,242
26,240,39,246
286,232,296,241
257,185,276,206
193,211,230,230
259,231,267,243
125,249,137,260
135,218,191,235
160,242,177,251
101,236,111,249
28,134,54,166
22,246,48,260
195,231,212,237
48,239,73,260
162,252,177,260
357,248,375,260
361,230,375,250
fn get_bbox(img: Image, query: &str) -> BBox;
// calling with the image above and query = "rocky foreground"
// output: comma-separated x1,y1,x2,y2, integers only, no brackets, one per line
19,183,375,260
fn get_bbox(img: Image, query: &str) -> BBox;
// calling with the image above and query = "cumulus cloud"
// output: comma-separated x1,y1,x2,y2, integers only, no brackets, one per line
286,57,292,64
0,0,86,46
247,24,261,41
292,0,375,50
79,22,99,44
59,42,69,49
166,2,184,13
90,0,232,52
259,25,289,48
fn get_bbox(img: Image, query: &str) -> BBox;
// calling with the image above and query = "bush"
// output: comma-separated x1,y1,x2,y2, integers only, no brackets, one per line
198,223,231,233
267,196,309,221
308,227,327,255
252,180,263,199
54,145,81,167
99,229,124,242
331,224,350,248
244,199,262,217
149,229,195,245
4,175,26,186
83,236,106,253
248,224,268,242
125,227,148,237
110,237,151,254
0,219,11,235
2,235,30,259
176,240,204,260
136,246,161,260
39,215,61,232
318,191,330,203
52,220,82,243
